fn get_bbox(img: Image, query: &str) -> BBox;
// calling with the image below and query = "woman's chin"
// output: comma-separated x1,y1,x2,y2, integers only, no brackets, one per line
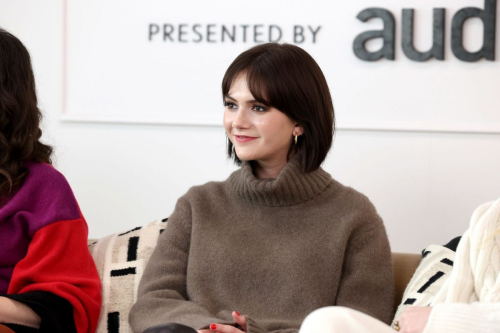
234,150,257,162
236,155,255,162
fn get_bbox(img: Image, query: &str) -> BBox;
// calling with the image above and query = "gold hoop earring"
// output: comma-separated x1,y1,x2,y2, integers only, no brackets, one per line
295,135,298,145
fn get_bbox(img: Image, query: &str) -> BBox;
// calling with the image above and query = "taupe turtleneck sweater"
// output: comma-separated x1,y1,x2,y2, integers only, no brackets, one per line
129,158,394,333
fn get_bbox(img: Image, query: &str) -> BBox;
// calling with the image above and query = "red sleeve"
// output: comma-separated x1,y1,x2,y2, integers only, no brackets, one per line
7,218,102,333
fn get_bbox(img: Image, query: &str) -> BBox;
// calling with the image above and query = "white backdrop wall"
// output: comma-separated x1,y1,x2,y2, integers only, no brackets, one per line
0,0,499,253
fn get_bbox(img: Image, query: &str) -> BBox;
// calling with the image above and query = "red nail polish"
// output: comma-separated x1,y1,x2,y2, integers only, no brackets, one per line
210,324,217,330
235,311,241,316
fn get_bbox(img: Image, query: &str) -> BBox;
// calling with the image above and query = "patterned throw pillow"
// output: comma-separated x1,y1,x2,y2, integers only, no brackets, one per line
393,236,461,323
88,218,168,333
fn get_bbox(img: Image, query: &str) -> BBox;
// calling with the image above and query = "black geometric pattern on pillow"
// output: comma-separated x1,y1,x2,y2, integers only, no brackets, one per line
416,271,445,293
127,237,139,262
108,312,119,333
441,258,453,266
393,237,461,322
89,218,169,333
443,236,461,251
110,268,136,277
118,226,142,236
403,298,416,305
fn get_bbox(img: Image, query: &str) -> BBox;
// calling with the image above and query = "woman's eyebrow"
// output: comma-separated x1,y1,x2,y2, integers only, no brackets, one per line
226,95,261,104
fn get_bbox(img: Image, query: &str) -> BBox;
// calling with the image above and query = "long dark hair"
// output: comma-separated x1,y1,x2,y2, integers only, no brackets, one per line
222,43,334,173
0,28,53,200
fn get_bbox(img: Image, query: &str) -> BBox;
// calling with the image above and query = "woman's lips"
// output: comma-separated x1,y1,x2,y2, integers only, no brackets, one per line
234,135,257,143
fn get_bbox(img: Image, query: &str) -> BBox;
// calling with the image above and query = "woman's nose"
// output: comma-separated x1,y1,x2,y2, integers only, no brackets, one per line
232,109,250,129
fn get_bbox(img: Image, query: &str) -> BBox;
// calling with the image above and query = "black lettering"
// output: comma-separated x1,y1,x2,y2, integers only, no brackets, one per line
222,25,235,42
308,25,321,43
353,8,395,61
402,9,445,61
241,25,249,42
269,25,282,42
178,24,188,43
207,24,216,43
193,24,202,43
163,24,174,42
451,0,496,61
149,24,160,41
254,24,264,43
294,25,305,43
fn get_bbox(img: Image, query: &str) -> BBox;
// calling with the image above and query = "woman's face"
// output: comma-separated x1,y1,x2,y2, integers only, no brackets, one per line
223,73,301,166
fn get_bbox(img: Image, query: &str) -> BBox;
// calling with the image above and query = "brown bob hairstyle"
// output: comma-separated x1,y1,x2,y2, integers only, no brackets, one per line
0,28,53,200
222,43,334,173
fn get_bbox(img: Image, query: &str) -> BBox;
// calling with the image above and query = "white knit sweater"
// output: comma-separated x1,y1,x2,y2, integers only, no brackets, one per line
425,198,500,333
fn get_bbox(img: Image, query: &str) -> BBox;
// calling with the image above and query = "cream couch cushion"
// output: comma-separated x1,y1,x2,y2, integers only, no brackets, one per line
89,218,168,333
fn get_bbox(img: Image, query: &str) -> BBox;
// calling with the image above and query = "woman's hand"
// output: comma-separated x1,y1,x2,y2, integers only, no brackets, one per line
232,310,247,331
208,324,244,333
205,311,247,333
395,306,432,333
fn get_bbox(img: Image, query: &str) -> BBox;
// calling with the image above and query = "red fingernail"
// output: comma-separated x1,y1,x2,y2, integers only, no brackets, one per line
210,324,217,330
235,311,241,316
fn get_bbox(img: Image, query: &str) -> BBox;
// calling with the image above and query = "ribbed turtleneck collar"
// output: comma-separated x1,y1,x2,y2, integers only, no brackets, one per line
228,155,333,207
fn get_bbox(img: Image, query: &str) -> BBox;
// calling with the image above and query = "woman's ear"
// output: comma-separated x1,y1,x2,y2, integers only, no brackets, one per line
293,124,304,136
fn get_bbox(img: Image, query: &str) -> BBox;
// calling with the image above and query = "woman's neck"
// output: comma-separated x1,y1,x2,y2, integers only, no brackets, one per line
252,159,289,179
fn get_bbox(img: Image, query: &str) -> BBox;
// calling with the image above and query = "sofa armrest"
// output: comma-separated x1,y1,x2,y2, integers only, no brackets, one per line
392,252,421,310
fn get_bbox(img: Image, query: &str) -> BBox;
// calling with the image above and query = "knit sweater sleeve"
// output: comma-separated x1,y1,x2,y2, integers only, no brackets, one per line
334,212,395,325
4,218,101,333
245,317,297,333
423,302,500,333
129,197,233,333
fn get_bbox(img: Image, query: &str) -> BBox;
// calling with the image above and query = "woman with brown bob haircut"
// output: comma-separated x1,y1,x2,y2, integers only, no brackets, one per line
0,28,101,332
130,43,394,333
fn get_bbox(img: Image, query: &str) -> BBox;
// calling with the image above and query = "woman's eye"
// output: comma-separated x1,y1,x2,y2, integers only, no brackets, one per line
224,101,237,109
253,105,267,112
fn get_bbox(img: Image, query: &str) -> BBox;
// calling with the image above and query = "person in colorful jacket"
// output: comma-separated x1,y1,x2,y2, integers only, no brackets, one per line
0,28,101,333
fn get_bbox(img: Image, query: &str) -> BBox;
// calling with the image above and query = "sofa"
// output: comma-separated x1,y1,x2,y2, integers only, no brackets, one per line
88,219,423,333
